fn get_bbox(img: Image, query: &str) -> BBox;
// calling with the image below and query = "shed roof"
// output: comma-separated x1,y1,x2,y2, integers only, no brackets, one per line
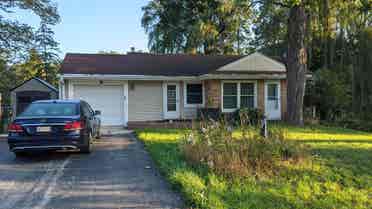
11,77,58,92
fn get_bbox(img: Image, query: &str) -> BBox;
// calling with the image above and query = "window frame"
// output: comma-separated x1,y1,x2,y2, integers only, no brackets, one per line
221,80,257,113
184,81,205,107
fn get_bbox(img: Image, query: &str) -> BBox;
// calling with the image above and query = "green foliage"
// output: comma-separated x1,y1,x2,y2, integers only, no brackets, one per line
0,1,60,108
137,125,372,209
142,0,253,54
232,108,265,126
10,49,60,86
353,27,372,119
312,67,352,121
0,0,60,59
182,119,309,177
33,22,60,84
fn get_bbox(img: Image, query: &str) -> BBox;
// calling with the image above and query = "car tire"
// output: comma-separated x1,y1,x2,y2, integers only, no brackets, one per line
80,132,91,154
95,129,101,139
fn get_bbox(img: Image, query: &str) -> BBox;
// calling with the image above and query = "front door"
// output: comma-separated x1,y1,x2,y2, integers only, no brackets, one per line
163,82,180,119
265,81,281,120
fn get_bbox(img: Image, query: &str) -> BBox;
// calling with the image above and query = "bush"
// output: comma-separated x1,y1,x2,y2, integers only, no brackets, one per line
234,108,265,126
332,118,372,132
181,118,310,178
197,108,221,121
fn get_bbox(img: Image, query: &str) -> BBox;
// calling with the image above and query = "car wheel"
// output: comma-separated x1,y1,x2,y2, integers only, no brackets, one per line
80,132,91,154
95,129,101,139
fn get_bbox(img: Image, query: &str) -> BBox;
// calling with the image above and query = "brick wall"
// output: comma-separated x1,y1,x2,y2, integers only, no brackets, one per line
257,80,265,112
204,79,287,120
205,80,221,108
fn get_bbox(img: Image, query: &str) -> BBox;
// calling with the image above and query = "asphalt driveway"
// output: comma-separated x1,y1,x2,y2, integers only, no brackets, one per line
0,133,183,209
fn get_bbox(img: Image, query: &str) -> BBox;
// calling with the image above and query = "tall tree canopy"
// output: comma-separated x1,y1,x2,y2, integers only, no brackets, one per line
0,0,60,59
142,0,372,125
0,0,60,113
142,0,254,54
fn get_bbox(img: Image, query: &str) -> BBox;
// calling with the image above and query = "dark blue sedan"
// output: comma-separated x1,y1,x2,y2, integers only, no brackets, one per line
8,100,101,156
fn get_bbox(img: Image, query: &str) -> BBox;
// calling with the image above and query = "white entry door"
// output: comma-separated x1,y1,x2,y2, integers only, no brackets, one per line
265,81,281,120
163,82,180,119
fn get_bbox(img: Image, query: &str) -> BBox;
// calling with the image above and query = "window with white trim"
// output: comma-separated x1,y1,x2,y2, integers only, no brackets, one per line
240,83,255,108
185,83,203,105
222,81,256,112
223,83,238,109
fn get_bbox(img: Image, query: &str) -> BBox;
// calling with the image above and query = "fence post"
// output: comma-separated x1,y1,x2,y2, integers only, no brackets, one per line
260,115,268,138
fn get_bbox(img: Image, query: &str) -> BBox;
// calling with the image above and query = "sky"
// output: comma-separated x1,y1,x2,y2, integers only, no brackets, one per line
6,0,150,58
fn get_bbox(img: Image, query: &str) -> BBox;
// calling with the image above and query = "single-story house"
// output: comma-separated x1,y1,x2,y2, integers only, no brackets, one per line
11,77,58,118
59,52,288,127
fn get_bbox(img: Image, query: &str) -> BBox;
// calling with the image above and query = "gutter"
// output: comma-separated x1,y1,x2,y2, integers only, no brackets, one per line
60,73,290,81
60,74,201,81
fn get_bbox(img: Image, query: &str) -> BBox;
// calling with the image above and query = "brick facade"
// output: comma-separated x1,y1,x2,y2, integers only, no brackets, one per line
280,79,287,120
257,80,265,112
204,79,287,120
204,80,221,108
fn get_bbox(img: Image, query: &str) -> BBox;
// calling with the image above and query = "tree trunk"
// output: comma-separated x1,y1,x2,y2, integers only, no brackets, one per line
286,4,308,126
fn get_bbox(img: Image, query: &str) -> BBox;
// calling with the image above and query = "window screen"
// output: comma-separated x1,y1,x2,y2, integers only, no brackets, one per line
240,83,255,108
223,83,238,109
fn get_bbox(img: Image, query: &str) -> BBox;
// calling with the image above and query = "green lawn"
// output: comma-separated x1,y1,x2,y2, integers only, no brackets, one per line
135,124,372,209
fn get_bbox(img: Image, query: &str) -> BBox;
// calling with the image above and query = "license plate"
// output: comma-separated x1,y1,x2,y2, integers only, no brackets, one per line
37,126,51,133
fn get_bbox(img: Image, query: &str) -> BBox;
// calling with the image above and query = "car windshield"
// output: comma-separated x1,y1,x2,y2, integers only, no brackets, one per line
19,103,79,117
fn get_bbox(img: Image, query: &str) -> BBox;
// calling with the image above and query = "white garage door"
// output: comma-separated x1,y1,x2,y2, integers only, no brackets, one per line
74,85,125,126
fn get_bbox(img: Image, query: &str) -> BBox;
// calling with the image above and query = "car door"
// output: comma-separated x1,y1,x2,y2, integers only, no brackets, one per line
86,102,99,136
81,102,95,135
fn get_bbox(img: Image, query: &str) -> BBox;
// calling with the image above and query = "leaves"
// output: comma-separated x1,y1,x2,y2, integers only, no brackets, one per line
142,0,254,54
0,0,60,60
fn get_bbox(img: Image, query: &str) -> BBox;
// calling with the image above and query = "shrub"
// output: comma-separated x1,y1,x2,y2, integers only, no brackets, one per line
197,108,221,121
227,108,265,127
181,118,310,178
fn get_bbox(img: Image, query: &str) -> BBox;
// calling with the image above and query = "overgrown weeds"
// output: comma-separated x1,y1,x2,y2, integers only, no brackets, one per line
181,114,310,178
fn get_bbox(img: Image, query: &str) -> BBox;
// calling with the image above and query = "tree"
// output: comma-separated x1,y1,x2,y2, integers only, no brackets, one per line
286,2,308,126
34,21,60,84
142,0,253,54
354,27,372,119
0,0,60,60
142,0,371,125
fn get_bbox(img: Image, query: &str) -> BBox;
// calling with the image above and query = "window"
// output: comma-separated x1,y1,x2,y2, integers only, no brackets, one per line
20,103,79,117
222,81,256,112
240,83,255,108
267,83,279,110
223,83,238,109
81,102,93,117
167,85,177,111
185,83,204,106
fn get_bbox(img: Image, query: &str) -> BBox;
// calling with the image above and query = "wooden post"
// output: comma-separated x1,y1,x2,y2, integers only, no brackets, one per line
260,115,268,138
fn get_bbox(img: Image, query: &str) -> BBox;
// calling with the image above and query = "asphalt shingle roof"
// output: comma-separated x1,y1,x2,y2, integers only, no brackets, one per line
61,53,245,76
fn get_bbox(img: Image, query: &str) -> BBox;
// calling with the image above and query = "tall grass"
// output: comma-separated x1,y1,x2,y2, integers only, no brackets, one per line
181,118,310,178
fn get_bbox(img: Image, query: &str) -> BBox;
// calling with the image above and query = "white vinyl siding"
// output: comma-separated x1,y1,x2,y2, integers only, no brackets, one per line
129,81,163,121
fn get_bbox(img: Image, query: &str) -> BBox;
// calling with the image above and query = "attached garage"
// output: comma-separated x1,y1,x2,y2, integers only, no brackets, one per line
66,81,128,126
128,81,163,122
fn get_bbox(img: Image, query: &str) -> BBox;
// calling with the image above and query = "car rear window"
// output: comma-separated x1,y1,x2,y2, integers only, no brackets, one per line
19,103,79,117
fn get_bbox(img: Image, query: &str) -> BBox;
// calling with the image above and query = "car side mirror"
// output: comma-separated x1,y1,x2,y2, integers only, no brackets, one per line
94,110,101,116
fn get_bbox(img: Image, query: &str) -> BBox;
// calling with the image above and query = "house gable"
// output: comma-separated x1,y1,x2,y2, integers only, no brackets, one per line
216,52,286,73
